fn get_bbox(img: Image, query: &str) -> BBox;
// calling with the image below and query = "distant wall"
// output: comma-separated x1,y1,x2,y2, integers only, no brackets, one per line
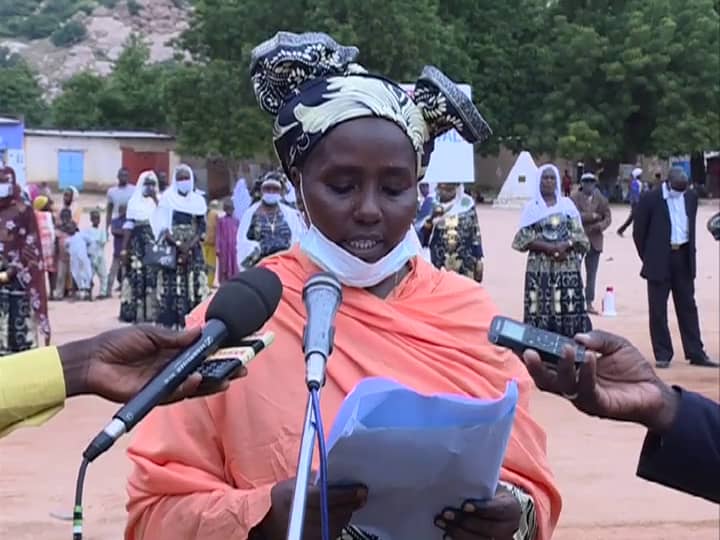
25,135,179,191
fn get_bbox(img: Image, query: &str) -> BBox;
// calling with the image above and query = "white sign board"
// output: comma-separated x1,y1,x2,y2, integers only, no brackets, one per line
402,84,475,184
6,150,27,187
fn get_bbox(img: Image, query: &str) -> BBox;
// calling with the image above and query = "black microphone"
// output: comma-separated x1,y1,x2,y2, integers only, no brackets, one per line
302,272,342,390
82,267,283,462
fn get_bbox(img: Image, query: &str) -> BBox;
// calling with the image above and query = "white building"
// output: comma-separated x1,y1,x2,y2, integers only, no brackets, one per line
24,129,180,191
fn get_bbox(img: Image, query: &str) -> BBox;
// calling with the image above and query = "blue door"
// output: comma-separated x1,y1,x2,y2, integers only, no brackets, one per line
58,150,84,190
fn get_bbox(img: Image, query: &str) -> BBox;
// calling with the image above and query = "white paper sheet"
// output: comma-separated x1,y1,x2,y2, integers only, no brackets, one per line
325,377,519,540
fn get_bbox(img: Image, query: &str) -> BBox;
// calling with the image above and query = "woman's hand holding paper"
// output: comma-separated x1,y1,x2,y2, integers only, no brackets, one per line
433,484,521,540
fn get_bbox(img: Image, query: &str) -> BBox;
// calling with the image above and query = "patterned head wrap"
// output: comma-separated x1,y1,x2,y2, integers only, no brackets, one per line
250,31,492,179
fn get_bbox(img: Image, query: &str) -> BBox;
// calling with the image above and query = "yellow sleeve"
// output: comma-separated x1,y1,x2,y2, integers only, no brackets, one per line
0,347,66,438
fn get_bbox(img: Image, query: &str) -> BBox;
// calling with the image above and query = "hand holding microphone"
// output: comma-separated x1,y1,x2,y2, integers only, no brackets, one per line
60,325,242,405
83,267,283,462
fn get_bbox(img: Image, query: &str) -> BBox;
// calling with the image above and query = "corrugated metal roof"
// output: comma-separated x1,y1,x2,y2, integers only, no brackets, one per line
24,129,174,140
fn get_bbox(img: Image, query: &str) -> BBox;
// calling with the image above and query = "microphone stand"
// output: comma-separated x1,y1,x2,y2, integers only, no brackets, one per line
286,353,328,540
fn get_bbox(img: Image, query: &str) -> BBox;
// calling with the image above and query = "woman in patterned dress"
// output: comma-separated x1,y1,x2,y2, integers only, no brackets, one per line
235,172,305,269
420,182,484,282
153,164,210,329
119,171,161,323
0,167,50,354
512,164,592,337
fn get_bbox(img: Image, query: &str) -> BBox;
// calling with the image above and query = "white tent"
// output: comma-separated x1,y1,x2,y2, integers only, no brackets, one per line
493,151,539,208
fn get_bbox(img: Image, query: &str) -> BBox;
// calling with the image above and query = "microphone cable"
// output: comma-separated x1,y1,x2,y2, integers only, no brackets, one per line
311,387,330,540
71,457,90,540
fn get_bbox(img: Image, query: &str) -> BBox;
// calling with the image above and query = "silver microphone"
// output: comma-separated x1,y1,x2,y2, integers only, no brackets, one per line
302,272,342,389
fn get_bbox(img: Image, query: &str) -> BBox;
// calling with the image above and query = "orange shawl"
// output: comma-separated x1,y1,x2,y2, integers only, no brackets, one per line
125,247,561,539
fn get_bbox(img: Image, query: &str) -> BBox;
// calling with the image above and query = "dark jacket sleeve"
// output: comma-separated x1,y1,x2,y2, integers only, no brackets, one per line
636,388,720,503
632,191,652,261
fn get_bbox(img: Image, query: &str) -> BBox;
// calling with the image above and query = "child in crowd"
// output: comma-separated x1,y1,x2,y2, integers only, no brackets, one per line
83,209,109,298
66,221,92,300
215,198,239,284
53,208,73,300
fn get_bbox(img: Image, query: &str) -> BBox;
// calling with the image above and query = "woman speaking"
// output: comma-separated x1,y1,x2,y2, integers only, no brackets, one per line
125,32,561,540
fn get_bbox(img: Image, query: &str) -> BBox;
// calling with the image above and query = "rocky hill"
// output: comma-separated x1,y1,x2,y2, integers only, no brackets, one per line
0,0,190,97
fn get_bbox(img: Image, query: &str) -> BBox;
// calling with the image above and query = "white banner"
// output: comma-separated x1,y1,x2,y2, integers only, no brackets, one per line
402,84,475,184
6,149,26,187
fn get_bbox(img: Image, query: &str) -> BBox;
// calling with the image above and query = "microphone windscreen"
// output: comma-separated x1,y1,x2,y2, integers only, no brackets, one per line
205,267,283,345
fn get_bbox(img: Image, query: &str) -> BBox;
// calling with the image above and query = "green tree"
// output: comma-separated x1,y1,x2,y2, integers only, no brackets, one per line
100,35,168,130
49,34,169,130
166,0,315,160
169,0,470,161
527,0,720,162
51,19,87,47
310,0,470,81
438,0,547,155
0,48,47,125
163,60,272,161
51,71,106,128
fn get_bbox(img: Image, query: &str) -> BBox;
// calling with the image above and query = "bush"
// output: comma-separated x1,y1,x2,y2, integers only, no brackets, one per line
18,14,58,40
41,0,82,19
98,0,118,7
50,19,87,47
127,0,141,16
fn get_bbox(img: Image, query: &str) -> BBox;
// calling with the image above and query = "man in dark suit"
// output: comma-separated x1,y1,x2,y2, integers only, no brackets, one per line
523,330,720,504
632,167,717,368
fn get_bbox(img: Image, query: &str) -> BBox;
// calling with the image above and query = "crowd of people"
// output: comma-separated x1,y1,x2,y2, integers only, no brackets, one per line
0,162,306,354
0,146,717,371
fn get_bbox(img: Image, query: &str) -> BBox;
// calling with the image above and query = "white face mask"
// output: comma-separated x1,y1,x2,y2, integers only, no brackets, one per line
297,174,419,288
0,184,12,198
176,180,192,194
262,193,281,205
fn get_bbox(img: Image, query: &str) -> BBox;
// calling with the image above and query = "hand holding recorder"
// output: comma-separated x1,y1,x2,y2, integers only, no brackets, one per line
489,316,679,433
522,329,679,433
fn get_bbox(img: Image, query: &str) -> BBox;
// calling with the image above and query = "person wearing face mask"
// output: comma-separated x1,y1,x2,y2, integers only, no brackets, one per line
0,166,50,354
235,171,305,269
119,171,162,323
420,182,485,282
153,164,210,329
125,32,561,540
632,167,717,368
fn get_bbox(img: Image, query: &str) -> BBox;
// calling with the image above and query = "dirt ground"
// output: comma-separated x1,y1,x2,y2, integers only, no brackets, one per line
1,197,718,540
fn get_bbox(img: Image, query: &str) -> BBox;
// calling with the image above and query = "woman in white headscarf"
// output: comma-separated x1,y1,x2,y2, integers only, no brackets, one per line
119,170,161,323
418,182,485,281
232,177,252,221
236,171,305,269
512,164,591,337
154,164,210,328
